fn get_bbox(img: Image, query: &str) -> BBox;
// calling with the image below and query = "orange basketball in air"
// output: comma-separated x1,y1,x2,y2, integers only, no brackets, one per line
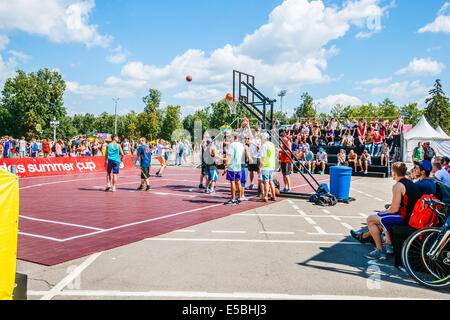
186,75,192,82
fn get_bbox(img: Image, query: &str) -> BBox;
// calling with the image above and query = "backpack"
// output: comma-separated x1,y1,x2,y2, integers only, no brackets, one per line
409,194,440,229
310,184,337,207
425,147,434,159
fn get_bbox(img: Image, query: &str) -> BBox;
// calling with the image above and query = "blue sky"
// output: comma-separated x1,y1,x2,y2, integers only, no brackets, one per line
0,0,449,118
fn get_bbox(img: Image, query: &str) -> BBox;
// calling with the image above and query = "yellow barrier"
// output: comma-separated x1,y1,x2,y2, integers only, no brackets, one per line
0,169,19,300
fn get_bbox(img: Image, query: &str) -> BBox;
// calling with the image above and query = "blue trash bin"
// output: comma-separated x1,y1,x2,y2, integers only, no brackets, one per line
329,166,352,200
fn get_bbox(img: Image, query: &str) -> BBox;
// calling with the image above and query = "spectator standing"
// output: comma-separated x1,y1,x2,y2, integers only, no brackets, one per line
412,142,424,163
42,139,51,158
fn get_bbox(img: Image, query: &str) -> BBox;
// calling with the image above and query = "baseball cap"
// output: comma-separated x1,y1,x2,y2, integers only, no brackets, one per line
442,156,449,164
261,132,270,140
414,160,432,173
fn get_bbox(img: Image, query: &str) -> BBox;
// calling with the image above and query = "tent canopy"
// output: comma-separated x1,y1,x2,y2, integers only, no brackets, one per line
436,126,450,139
402,115,450,161
404,115,448,140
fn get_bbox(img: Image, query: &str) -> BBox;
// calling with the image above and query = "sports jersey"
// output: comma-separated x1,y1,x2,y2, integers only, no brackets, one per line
137,145,152,168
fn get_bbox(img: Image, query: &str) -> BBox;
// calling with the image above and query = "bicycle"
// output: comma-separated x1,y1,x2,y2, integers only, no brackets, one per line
401,198,450,289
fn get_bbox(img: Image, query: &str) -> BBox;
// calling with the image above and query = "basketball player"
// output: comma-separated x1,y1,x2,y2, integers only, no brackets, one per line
105,134,125,192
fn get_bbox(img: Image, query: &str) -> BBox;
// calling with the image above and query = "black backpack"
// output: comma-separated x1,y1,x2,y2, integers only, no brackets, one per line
425,147,435,159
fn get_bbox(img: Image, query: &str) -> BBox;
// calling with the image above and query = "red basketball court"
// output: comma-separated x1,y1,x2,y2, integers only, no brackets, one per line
17,167,332,266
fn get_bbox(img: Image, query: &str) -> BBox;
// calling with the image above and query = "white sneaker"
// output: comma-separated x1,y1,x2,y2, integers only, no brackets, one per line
239,196,249,202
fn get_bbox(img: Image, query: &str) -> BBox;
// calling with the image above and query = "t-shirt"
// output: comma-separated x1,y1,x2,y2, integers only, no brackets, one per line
3,141,11,155
434,168,450,186
227,142,244,172
415,178,437,196
280,138,291,164
137,145,152,168
249,138,261,159
19,140,26,152
260,141,276,169
413,147,424,160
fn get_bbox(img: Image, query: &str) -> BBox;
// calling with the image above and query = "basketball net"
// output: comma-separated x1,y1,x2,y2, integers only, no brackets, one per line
226,97,239,115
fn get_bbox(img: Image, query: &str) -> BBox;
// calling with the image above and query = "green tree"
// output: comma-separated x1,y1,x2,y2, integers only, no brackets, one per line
424,79,450,133
142,88,161,137
160,105,183,141
294,92,317,119
72,113,97,134
400,103,423,126
378,98,400,119
1,68,66,138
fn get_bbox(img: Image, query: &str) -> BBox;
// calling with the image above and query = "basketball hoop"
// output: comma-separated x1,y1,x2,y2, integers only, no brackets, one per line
225,94,238,115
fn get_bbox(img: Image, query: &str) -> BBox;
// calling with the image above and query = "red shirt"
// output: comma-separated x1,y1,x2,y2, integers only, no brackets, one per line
43,141,51,153
280,138,292,163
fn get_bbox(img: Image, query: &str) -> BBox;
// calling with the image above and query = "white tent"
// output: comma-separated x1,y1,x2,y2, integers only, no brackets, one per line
436,126,450,139
403,115,450,162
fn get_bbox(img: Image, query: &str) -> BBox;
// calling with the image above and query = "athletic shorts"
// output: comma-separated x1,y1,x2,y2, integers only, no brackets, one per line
107,160,121,175
140,167,150,179
249,159,260,172
201,163,209,176
281,162,292,176
226,170,241,182
157,156,166,166
261,169,274,182
208,169,218,182
240,167,248,186
377,213,405,231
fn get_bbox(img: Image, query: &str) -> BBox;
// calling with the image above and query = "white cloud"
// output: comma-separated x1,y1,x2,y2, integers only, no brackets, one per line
418,2,450,34
85,0,390,106
0,54,17,89
8,50,31,62
395,57,445,76
106,45,128,64
371,80,430,100
65,81,135,100
356,76,392,85
0,0,112,48
316,94,363,110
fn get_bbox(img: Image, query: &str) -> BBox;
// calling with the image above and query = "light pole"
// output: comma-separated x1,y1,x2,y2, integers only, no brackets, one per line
112,98,120,135
278,90,287,113
50,117,60,142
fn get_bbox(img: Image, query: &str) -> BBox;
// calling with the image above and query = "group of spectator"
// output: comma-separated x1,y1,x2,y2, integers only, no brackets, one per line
276,116,403,152
0,135,193,166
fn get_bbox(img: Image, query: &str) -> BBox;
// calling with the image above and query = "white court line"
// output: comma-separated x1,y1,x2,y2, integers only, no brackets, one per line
364,194,374,198
322,209,331,214
341,223,354,230
211,230,247,234
304,217,317,225
19,202,226,242
374,198,385,202
173,229,196,233
20,174,138,190
236,213,365,219
41,252,102,300
146,237,359,245
296,210,306,216
17,232,64,242
259,231,295,235
27,289,419,300
291,205,300,210
312,226,326,234
330,215,342,221
19,215,104,231
359,213,368,218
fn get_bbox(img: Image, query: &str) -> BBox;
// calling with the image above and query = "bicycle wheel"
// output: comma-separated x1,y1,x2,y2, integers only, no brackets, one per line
401,227,450,289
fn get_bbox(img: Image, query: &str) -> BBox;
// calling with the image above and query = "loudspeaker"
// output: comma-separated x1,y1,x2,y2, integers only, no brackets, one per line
13,273,27,300
393,134,401,148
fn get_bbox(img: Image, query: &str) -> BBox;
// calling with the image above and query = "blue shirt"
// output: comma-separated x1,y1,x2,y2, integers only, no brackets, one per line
3,141,11,155
415,179,436,196
138,145,152,168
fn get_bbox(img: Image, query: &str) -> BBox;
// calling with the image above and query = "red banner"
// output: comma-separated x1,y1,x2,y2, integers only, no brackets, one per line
0,156,137,178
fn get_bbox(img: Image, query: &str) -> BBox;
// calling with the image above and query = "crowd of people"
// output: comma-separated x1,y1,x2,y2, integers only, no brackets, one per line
0,135,193,165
